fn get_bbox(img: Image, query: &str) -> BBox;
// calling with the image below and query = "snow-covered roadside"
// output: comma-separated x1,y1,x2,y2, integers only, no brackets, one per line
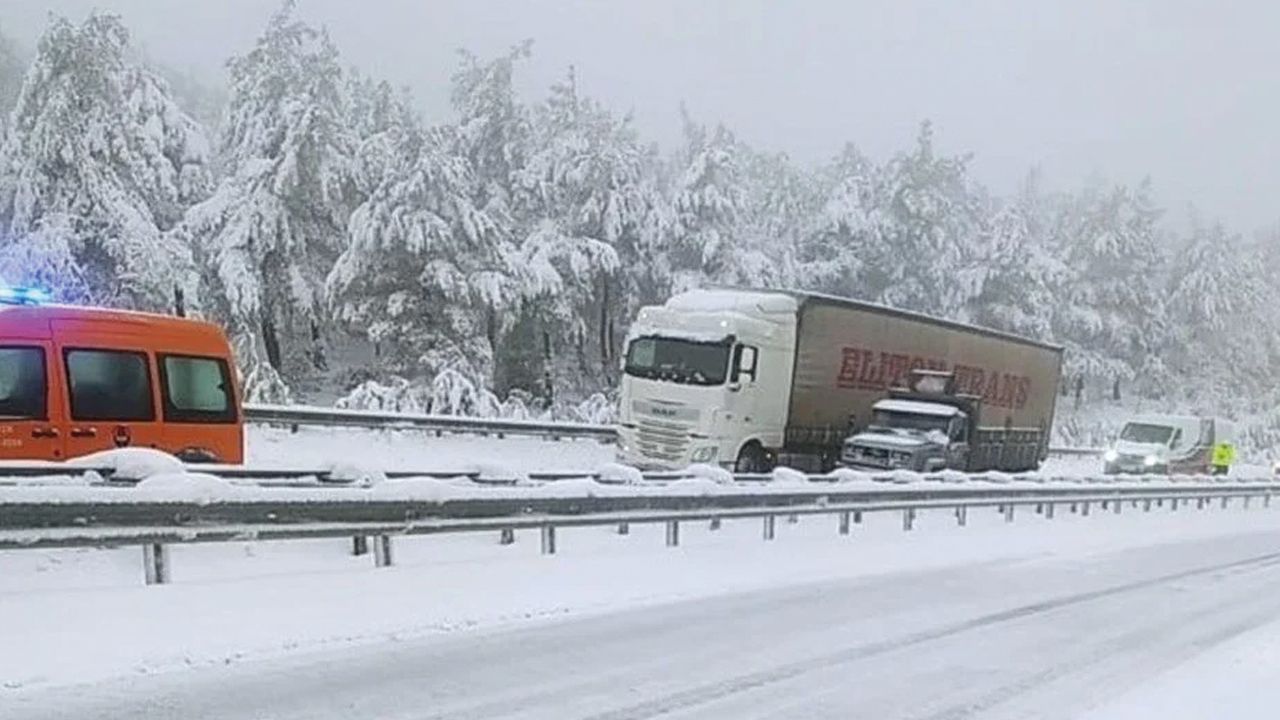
3,503,1279,693
1081,616,1280,720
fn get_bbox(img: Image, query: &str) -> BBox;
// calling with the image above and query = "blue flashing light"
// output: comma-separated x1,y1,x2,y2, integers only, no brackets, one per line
0,286,50,305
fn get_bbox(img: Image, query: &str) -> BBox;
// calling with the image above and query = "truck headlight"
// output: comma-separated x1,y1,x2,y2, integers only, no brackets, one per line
691,446,718,463
1143,454,1159,467
1104,449,1118,463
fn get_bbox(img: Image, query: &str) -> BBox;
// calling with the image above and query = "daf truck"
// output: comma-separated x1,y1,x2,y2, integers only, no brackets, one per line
616,288,1063,472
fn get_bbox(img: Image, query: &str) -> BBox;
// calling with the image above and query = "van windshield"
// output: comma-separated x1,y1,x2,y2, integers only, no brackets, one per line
1120,423,1174,445
624,336,731,386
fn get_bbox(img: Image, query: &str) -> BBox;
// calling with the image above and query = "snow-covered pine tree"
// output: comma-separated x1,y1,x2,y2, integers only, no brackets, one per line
450,41,533,227
1165,220,1272,407
667,110,743,291
328,123,511,390
797,144,883,299
0,13,210,308
1049,180,1166,396
510,68,668,397
177,1,355,402
870,121,988,317
729,147,817,289
966,172,1064,340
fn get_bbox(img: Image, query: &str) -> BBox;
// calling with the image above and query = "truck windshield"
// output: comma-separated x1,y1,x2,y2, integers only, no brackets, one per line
1120,423,1174,445
625,336,731,386
870,410,951,435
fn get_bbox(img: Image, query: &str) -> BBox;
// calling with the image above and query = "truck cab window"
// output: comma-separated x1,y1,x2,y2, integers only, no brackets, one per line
732,345,758,383
624,336,731,386
0,347,46,419
65,349,154,422
160,355,235,423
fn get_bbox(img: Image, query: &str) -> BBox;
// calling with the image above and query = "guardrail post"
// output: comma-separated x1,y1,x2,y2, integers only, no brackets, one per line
709,517,721,531
1156,499,1163,508
956,506,968,527
1004,504,1015,523
617,522,630,535
352,536,368,556
1081,501,1091,517
853,510,863,524
1266,493,1272,508
143,543,170,585
903,508,916,531
540,525,557,555
1045,502,1055,519
665,520,680,547
373,535,393,568
838,511,851,535
787,513,799,525
1170,498,1178,512
763,515,776,541
1113,499,1122,514
1143,499,1152,512
1244,496,1252,510
499,528,515,545
1101,500,1108,511
1068,502,1077,514
1034,503,1043,515
1221,496,1230,509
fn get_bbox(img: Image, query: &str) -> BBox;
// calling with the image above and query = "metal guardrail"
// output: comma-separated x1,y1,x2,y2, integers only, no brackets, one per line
2,469,1273,584
242,403,619,442
244,403,1103,458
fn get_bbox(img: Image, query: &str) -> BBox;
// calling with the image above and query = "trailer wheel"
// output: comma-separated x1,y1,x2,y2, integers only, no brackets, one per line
734,443,772,474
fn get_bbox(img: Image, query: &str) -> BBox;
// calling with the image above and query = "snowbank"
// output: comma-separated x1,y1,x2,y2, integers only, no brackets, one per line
68,448,184,481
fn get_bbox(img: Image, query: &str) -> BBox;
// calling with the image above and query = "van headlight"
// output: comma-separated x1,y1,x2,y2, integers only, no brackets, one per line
691,446,718,463
1143,454,1159,467
1104,449,1118,463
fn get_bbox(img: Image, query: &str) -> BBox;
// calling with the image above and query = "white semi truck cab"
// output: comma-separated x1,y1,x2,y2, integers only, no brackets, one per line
617,290,797,472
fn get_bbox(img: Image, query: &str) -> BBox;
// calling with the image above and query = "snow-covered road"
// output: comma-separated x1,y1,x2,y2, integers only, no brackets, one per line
6,505,1280,719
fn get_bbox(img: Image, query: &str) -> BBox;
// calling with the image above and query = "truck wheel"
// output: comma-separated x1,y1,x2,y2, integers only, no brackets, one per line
734,443,771,474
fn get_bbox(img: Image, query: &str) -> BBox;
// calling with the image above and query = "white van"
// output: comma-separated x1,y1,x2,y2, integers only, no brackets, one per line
1103,414,1234,475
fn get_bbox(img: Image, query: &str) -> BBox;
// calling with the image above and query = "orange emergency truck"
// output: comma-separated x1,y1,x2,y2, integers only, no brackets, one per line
0,288,243,463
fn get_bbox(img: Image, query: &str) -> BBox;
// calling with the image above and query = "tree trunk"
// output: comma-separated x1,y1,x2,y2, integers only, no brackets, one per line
599,276,612,371
542,329,554,404
262,314,282,372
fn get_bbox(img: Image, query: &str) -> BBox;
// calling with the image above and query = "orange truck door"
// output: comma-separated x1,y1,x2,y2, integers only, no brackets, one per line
0,343,65,460
58,344,165,459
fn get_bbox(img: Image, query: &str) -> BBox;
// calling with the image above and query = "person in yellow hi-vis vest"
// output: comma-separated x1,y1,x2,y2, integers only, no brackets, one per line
1211,440,1236,475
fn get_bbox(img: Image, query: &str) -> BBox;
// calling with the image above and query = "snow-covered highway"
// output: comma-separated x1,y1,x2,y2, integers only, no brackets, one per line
6,495,1280,719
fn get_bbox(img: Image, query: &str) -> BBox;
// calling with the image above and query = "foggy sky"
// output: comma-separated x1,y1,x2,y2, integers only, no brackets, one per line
1,0,1276,233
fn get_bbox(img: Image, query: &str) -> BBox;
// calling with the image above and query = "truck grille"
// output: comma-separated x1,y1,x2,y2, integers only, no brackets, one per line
843,445,890,468
636,418,691,463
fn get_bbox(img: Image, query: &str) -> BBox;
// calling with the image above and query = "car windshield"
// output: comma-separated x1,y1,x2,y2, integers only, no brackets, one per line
624,336,731,386
1120,423,1175,445
870,410,952,435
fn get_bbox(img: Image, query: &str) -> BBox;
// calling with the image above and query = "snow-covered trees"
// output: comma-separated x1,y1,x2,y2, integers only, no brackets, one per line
177,2,354,401
1050,181,1166,390
3,7,1280,426
668,113,743,291
0,13,209,308
328,125,509,384
511,70,668,395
